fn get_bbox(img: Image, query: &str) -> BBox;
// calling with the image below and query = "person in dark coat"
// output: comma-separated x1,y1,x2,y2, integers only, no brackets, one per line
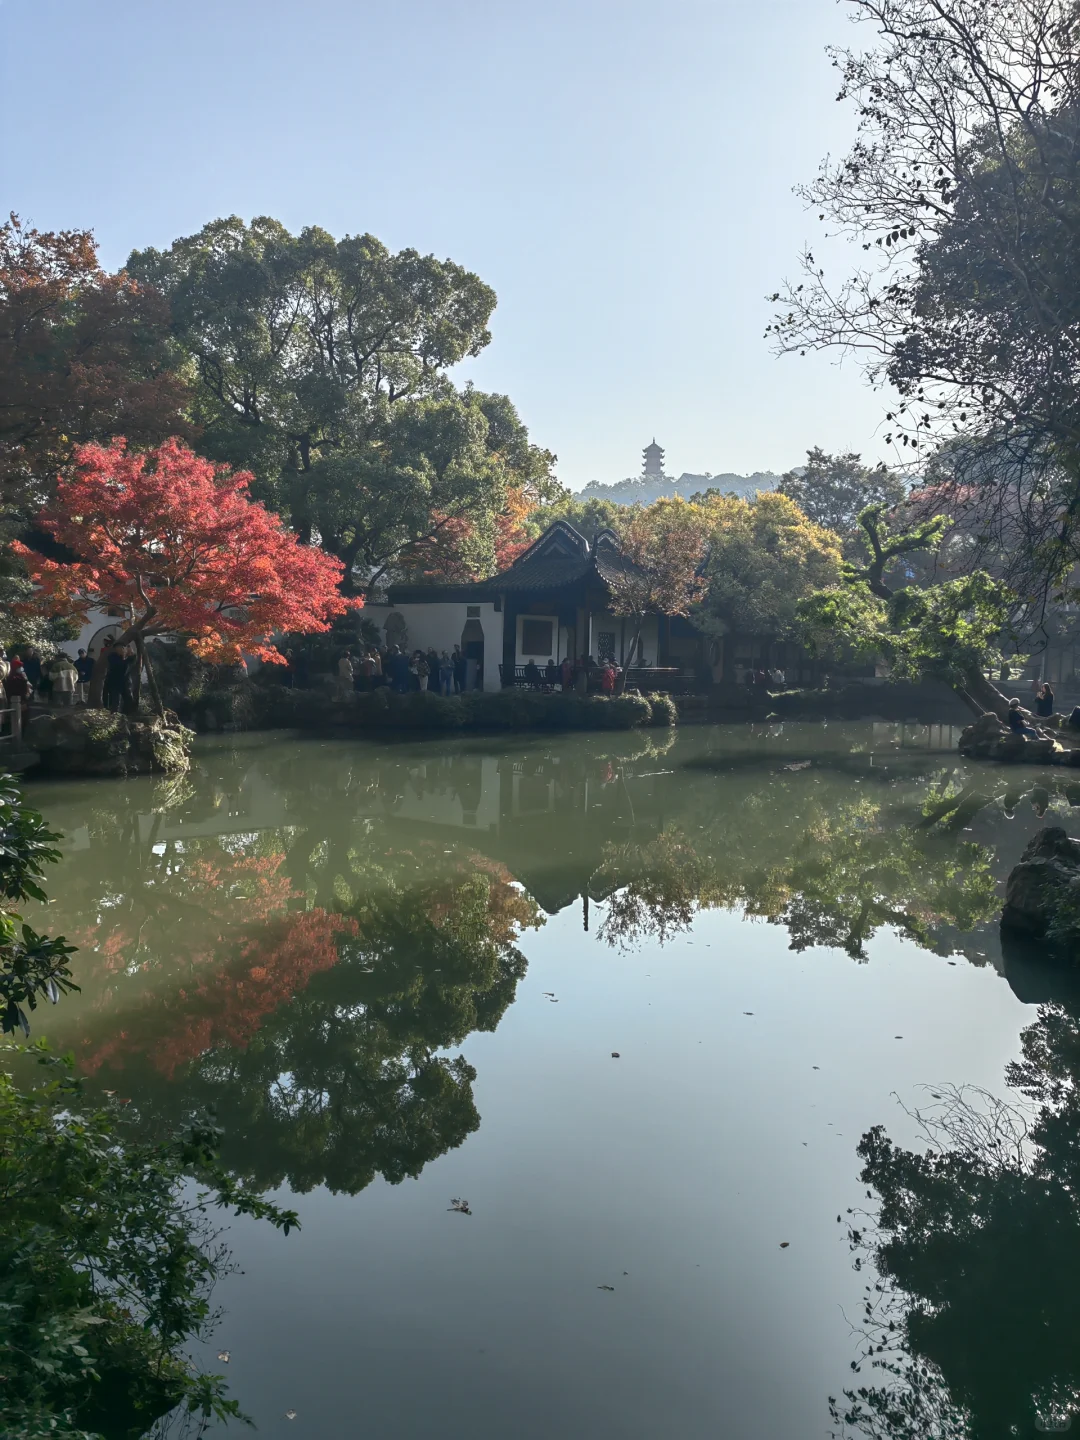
1008,698,1040,739
1036,682,1055,717
104,643,128,712
21,649,41,693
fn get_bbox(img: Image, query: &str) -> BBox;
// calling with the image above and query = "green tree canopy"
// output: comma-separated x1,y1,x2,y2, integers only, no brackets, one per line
128,216,556,591
778,447,906,546
694,490,843,640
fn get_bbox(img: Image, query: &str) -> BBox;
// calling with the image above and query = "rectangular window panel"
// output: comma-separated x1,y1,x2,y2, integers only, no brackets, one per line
521,619,554,656
597,630,616,660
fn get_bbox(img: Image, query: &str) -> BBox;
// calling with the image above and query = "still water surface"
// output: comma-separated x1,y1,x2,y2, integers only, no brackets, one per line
25,722,1080,1438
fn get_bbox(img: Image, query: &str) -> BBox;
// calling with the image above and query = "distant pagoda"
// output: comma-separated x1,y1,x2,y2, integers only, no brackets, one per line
642,438,665,480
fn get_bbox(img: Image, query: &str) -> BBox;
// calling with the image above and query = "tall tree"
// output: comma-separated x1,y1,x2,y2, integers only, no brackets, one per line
0,215,188,526
798,506,1017,715
16,438,355,712
768,0,1080,607
605,498,708,684
128,218,556,591
778,447,906,546
694,490,843,641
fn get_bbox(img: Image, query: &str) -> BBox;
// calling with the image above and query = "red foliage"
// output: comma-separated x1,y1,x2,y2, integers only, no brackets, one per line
16,437,358,663
66,845,358,1078
411,485,535,582
0,215,189,505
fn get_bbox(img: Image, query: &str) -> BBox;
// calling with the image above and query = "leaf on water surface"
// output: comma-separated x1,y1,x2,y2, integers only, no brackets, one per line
285,1410,297,1421
780,1242,790,1248
743,1011,754,1016
611,1052,620,1058
448,1198,472,1215
597,1285,615,1291
217,1351,230,1363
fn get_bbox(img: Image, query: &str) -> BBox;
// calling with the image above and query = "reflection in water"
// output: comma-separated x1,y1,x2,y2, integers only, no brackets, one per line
28,724,1075,1203
833,1000,1080,1439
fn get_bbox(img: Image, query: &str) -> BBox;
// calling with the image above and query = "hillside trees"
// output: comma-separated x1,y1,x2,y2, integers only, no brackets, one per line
128,217,558,591
768,0,1080,609
16,438,355,712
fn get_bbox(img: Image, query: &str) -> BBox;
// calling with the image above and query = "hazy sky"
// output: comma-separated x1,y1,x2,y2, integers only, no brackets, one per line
1,0,890,489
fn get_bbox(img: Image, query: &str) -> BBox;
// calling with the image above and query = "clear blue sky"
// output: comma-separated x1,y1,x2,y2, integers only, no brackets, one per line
1,0,888,489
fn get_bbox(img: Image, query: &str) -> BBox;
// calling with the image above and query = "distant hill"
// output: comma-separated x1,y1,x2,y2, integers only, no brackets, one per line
577,472,780,506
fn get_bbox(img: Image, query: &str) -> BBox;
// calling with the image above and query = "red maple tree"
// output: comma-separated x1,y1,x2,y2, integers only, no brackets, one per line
16,436,357,709
0,214,189,517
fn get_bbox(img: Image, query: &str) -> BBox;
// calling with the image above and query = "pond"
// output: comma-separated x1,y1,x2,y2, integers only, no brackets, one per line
23,722,1080,1438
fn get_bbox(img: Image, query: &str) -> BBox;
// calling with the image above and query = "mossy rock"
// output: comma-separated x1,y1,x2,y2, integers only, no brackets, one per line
25,710,192,778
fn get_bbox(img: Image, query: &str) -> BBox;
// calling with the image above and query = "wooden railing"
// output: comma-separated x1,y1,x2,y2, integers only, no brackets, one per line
0,702,24,746
499,665,698,693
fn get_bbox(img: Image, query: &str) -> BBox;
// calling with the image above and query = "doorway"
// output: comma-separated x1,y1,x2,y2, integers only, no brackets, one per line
461,617,485,691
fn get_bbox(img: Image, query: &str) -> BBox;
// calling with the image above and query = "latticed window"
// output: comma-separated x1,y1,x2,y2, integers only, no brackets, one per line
598,631,616,661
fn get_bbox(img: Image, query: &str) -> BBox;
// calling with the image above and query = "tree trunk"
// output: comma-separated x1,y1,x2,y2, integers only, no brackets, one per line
139,636,165,717
614,618,644,695
960,666,1013,720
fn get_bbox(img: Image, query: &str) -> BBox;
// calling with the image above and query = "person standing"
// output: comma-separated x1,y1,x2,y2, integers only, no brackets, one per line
545,657,558,690
1036,682,1055,718
337,650,355,697
415,652,429,691
52,653,78,706
439,651,453,696
600,660,616,694
104,643,128,712
560,656,573,692
21,648,42,699
74,648,94,704
5,656,29,731
452,645,466,695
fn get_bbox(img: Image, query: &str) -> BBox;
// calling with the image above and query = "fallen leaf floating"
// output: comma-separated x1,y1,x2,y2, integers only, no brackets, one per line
611,1052,620,1058
743,1011,754,1016
217,1351,230,1363
285,1412,297,1421
597,1284,615,1291
448,1198,472,1215
779,1242,790,1249
542,991,554,997
779,760,812,772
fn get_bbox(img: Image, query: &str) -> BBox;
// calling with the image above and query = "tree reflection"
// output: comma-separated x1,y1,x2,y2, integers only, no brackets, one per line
40,788,542,1194
832,1002,1080,1438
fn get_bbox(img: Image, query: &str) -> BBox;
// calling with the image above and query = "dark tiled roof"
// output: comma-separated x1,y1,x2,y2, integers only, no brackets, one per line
387,522,647,603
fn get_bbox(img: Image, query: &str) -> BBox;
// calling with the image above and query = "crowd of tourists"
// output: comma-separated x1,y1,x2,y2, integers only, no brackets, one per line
733,663,787,690
0,637,141,723
282,644,475,697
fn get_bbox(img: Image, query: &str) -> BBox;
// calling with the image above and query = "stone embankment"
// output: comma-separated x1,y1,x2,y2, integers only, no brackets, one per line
17,709,192,777
959,711,1078,765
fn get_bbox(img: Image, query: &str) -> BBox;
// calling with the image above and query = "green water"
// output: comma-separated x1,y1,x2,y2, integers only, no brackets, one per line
23,722,1080,1438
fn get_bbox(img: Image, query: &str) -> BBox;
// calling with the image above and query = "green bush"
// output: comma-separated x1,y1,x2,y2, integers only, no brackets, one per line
178,681,676,736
